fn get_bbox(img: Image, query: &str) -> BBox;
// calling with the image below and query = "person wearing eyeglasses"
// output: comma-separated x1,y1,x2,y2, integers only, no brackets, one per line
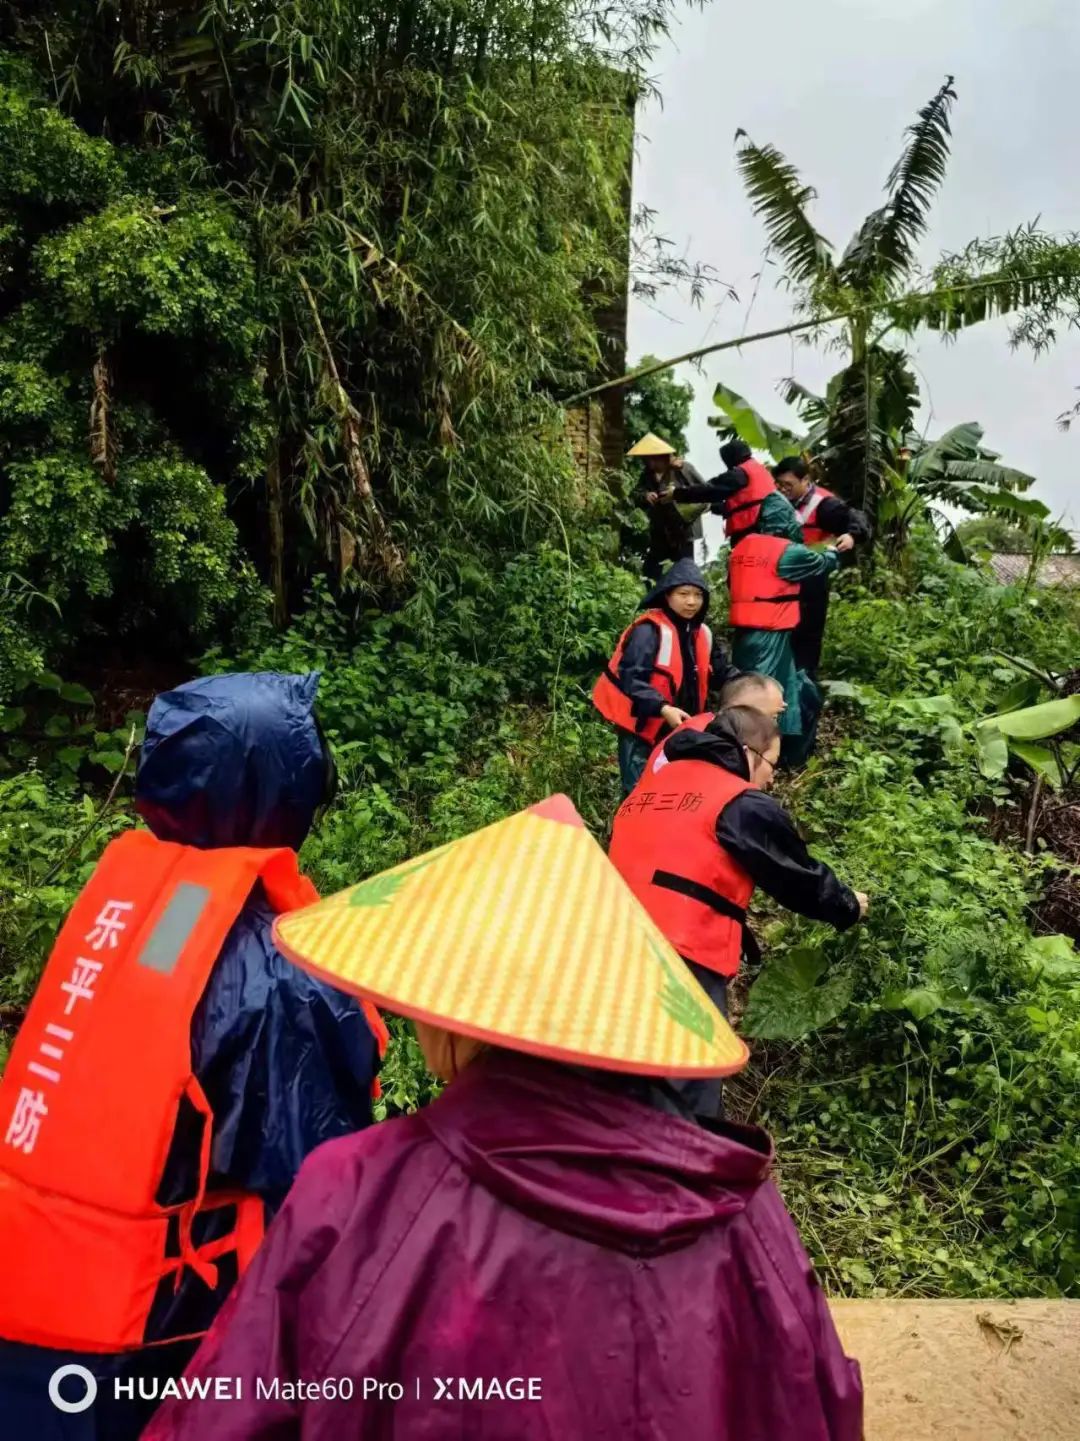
609,705,868,1120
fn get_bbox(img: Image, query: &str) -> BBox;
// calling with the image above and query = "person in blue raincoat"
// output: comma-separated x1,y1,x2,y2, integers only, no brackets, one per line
0,672,382,1441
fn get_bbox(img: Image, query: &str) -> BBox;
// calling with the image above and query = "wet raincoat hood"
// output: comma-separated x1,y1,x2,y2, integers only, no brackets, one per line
135,672,328,850
641,556,711,623
664,712,752,778
424,1052,770,1255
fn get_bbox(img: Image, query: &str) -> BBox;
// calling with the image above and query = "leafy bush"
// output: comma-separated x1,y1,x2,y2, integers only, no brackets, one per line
738,554,1080,1297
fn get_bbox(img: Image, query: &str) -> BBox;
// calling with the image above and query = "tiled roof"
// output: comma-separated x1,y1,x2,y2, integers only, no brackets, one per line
988,553,1080,588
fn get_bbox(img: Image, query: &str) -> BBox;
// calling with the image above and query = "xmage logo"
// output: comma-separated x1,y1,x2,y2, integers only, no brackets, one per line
433,1377,543,1402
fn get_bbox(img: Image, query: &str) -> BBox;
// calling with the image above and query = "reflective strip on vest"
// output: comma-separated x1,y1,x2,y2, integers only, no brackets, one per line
608,757,755,975
647,711,715,776
728,534,801,631
0,831,316,1353
592,611,711,743
797,484,835,546
721,458,776,538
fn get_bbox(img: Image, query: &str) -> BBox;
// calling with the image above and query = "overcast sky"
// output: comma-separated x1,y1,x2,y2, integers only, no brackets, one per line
627,0,1080,546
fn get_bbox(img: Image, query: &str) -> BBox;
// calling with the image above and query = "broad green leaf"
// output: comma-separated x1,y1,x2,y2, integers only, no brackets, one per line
882,986,944,1021
901,694,956,718
59,682,94,705
937,715,965,749
1024,934,1080,980
987,695,1080,740
711,381,801,462
995,677,1045,714
821,680,862,700
742,948,853,1040
1008,739,1064,789
974,723,1009,779
0,706,26,733
975,490,1051,522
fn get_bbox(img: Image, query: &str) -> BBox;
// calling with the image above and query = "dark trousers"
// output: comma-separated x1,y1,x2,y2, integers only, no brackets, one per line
793,579,829,676
644,535,694,585
670,960,729,1122
617,731,652,797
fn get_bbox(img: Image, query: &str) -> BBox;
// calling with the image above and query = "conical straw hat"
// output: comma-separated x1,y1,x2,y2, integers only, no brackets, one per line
274,794,747,1078
626,431,676,458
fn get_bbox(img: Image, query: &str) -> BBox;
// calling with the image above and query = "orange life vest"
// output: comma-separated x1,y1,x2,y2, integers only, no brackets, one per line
728,533,801,631
720,458,777,539
645,711,715,777
794,483,837,546
592,610,712,744
609,758,755,975
0,829,388,1355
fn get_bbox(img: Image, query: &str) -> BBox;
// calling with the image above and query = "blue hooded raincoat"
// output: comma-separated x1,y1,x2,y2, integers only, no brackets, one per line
0,672,379,1440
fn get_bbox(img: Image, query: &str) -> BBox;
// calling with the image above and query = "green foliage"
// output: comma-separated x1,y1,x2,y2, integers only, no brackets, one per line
731,78,1080,529
753,553,1080,1297
624,358,694,455
0,0,683,686
955,516,1033,555
743,948,853,1040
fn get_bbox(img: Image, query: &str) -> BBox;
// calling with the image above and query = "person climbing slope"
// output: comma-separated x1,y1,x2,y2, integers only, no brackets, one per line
626,431,707,582
610,707,868,1120
592,558,736,795
674,438,780,540
143,794,863,1441
727,493,840,765
773,457,871,676
0,672,386,1441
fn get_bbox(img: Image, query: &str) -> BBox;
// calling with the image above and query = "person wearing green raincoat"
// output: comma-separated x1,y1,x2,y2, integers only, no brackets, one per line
727,493,839,766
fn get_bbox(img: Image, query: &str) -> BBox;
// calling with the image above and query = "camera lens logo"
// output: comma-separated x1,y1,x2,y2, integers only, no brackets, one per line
49,1364,98,1414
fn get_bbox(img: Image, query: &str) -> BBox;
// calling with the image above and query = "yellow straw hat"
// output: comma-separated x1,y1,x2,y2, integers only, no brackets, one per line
626,431,676,459
274,794,747,1078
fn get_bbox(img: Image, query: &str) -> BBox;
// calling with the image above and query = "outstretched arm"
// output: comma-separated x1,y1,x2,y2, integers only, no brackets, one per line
776,543,841,583
717,791,861,930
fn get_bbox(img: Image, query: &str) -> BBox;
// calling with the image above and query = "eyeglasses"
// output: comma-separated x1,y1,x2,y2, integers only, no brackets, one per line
746,746,778,773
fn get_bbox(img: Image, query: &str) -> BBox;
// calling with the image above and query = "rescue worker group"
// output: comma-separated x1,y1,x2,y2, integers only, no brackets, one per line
0,434,872,1440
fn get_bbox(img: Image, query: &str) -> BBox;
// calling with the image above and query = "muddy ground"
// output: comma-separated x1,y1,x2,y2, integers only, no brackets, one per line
830,1299,1080,1439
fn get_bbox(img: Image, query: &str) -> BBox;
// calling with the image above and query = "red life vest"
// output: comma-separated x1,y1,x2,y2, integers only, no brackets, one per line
645,711,715,777
592,610,712,744
720,458,777,539
795,483,837,546
0,829,388,1355
609,758,755,975
728,534,801,631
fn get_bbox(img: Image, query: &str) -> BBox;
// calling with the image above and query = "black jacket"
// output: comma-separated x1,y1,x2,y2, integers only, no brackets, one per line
675,464,749,512
618,559,737,726
662,722,861,930
812,493,871,544
638,459,706,546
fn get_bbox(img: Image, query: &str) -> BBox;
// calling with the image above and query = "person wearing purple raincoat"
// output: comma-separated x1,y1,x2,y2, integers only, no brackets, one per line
144,797,862,1441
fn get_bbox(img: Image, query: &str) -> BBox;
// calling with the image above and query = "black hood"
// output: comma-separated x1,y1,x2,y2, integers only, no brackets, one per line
641,557,711,622
664,713,751,778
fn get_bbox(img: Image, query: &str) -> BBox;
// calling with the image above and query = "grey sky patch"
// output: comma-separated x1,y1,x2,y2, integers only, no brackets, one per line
628,0,1079,543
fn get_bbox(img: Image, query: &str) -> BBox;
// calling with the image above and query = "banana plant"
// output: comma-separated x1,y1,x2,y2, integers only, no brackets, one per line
974,694,1080,789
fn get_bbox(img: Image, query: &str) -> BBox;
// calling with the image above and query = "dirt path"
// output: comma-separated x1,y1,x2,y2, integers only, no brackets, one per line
830,1300,1080,1439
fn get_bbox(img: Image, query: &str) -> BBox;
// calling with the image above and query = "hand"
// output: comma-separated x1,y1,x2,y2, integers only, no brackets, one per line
855,891,870,920
661,705,691,731
834,533,855,554
645,491,659,505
